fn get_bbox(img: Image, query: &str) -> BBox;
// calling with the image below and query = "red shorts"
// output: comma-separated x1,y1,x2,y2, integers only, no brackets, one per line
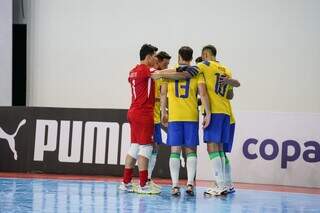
127,109,154,145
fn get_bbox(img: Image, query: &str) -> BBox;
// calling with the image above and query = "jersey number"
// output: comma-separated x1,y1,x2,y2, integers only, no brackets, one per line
175,80,190,98
214,73,227,96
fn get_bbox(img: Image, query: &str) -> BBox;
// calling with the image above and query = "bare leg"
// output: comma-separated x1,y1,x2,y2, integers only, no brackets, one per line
125,154,136,169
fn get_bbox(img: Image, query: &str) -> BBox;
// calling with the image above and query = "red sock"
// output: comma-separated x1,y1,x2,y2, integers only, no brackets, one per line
123,168,133,184
139,170,148,187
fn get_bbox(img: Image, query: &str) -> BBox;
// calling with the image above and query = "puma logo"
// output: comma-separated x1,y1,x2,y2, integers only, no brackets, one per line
0,119,26,160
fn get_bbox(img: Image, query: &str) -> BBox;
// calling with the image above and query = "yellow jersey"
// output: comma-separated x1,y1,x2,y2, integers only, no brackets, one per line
197,60,233,116
229,102,235,124
165,73,205,122
154,79,164,124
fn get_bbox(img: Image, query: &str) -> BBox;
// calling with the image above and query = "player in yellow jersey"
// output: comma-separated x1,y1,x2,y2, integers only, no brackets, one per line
161,46,211,196
197,45,240,196
147,51,171,188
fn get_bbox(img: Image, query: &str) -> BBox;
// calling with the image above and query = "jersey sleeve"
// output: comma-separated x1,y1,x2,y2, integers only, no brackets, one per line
197,72,206,84
225,68,233,90
186,66,199,77
225,68,232,78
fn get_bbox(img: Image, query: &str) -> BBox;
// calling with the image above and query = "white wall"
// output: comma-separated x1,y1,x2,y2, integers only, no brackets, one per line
0,0,12,106
27,0,320,112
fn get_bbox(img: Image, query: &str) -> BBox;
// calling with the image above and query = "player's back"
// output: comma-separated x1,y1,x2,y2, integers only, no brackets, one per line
128,64,155,112
197,60,232,115
166,74,202,122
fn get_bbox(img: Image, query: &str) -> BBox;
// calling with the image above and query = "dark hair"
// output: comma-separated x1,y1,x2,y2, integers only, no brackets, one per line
178,46,193,61
202,45,217,57
140,44,158,60
195,56,203,63
156,51,171,61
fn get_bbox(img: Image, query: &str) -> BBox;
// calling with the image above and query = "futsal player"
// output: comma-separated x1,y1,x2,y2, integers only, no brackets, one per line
221,85,239,194
197,45,240,196
197,45,240,195
147,51,172,189
119,44,161,194
198,58,240,194
160,46,211,196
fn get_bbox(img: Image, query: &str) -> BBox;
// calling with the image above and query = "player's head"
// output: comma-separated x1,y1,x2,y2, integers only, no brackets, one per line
156,51,171,70
195,56,203,64
178,46,193,64
140,44,158,67
202,45,217,61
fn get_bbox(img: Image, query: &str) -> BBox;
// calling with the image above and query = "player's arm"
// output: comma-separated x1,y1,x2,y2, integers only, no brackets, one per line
156,69,192,80
160,82,168,127
152,66,198,80
198,83,211,129
219,77,241,87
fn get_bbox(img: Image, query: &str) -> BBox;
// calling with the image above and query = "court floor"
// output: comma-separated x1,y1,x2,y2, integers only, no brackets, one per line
0,175,319,213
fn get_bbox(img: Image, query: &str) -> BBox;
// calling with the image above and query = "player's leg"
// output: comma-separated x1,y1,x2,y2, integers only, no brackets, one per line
185,147,197,196
207,143,224,187
148,143,158,180
137,144,153,187
203,114,228,196
147,123,162,188
222,122,236,193
184,121,199,196
119,144,138,191
134,114,160,194
167,122,184,196
119,111,139,191
170,146,182,196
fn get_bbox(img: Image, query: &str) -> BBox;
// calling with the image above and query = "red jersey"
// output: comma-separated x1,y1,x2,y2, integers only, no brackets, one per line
128,64,155,112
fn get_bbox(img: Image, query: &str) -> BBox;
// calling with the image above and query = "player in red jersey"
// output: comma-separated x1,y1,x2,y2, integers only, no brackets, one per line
119,44,162,194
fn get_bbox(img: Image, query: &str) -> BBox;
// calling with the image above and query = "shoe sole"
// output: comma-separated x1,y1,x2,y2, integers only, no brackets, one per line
203,190,228,196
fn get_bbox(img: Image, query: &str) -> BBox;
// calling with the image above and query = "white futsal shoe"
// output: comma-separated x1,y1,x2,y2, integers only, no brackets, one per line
119,182,135,192
134,185,161,195
204,186,228,196
146,179,161,189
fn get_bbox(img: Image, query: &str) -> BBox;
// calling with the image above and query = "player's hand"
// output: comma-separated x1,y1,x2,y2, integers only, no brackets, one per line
161,112,168,127
219,76,230,86
202,114,211,129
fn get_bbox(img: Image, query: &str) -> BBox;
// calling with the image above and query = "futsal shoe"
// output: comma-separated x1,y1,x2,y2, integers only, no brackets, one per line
134,185,161,195
185,184,195,196
203,186,227,196
226,185,236,194
118,182,135,192
146,179,161,189
171,186,181,196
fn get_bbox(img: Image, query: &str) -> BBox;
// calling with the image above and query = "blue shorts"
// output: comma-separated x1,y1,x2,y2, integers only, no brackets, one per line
153,123,163,145
204,114,234,151
167,122,199,148
223,123,235,153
